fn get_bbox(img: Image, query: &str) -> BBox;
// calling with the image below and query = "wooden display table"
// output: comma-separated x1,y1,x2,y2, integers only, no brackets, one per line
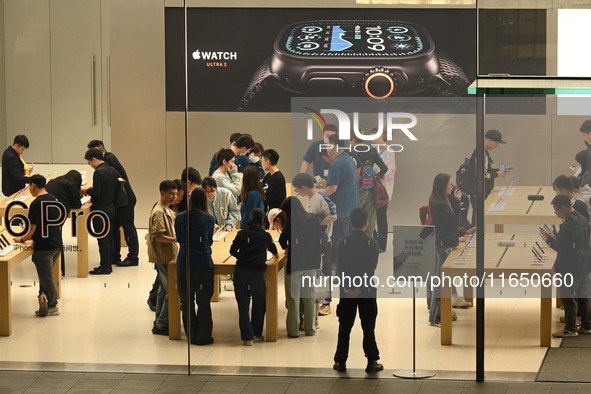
0,229,62,336
0,189,92,278
485,186,560,233
167,230,286,342
440,233,556,347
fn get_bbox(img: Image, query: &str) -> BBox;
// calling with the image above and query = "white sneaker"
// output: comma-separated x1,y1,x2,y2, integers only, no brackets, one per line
243,340,253,346
47,306,60,316
452,297,472,308
552,329,578,338
318,305,331,316
35,293,48,317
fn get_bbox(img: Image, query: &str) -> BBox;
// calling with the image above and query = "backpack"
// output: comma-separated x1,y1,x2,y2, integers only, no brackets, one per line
456,151,475,195
574,214,591,276
357,160,376,190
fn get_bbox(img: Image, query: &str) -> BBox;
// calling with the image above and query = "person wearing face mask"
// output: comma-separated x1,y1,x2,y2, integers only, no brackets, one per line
248,142,265,179
300,124,337,185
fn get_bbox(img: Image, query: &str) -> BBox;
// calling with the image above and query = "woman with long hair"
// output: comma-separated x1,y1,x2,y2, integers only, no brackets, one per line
212,148,242,198
174,187,215,345
239,166,265,231
428,173,473,327
575,150,591,188
279,197,323,337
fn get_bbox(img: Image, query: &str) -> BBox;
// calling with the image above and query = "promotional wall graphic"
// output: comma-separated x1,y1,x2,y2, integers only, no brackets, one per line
166,8,477,112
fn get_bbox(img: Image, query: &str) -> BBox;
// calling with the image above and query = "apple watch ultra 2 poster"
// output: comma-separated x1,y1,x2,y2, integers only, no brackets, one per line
165,8,477,112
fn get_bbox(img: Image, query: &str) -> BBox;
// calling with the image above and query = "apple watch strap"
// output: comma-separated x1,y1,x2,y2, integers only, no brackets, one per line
432,55,470,96
237,57,280,111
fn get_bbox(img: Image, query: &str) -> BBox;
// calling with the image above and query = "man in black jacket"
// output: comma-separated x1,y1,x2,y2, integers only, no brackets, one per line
87,140,139,267
542,194,591,338
2,135,32,197
82,149,121,275
333,207,383,374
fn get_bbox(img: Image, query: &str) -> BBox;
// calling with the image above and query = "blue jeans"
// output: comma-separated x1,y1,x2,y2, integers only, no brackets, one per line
429,245,451,325
32,248,61,308
233,268,266,340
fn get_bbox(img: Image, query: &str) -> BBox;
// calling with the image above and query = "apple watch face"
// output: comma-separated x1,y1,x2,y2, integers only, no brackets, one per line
280,21,432,57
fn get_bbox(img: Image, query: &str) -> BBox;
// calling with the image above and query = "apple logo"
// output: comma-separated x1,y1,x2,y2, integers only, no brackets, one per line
192,50,200,60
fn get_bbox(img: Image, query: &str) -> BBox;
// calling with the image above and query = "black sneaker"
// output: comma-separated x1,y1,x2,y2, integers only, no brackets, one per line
151,326,169,336
333,362,346,372
89,266,112,275
114,260,138,267
365,361,384,373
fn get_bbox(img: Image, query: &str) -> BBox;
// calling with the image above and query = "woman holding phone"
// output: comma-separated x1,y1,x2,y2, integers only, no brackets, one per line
428,173,474,327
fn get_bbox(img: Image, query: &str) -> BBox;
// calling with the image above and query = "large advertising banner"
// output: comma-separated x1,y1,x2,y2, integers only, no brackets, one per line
165,8,477,112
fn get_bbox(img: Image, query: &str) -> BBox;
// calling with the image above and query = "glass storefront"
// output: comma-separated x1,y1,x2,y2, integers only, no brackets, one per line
0,0,590,383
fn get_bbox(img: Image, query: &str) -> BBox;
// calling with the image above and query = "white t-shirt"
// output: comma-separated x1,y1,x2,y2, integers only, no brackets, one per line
306,192,337,240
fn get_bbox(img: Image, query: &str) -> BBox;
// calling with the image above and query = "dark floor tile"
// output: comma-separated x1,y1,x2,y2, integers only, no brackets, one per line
82,373,126,381
249,377,294,385
374,379,422,393
243,381,291,393
115,379,164,391
206,376,251,384
0,377,37,389
506,382,551,394
198,381,248,392
67,389,112,394
28,377,78,390
550,382,591,391
462,381,509,394
69,379,121,390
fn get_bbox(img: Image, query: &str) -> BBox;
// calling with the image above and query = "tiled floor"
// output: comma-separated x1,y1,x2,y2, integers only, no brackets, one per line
1,371,591,394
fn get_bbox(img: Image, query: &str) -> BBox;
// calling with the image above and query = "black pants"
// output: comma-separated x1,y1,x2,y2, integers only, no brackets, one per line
334,298,379,363
374,204,388,251
177,266,214,344
113,202,139,263
93,207,115,270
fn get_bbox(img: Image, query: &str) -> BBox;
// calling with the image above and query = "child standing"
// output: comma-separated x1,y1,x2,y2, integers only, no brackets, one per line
230,208,279,345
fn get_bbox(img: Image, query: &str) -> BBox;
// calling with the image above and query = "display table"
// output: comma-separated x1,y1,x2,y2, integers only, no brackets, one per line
0,229,61,336
0,189,92,278
167,230,286,342
485,186,560,232
440,233,556,347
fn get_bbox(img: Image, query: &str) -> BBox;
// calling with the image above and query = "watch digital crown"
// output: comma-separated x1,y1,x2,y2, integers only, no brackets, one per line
362,67,396,99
